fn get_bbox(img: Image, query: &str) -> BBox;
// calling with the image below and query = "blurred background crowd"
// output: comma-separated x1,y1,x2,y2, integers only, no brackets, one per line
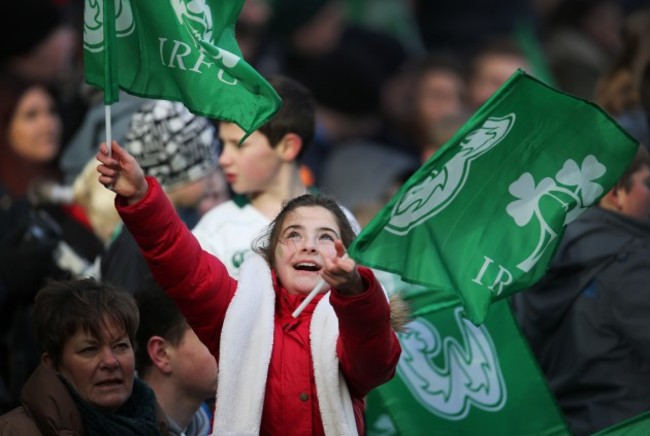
1,0,649,428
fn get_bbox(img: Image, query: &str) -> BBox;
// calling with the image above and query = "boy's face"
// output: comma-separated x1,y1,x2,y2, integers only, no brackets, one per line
617,165,650,220
468,54,529,109
218,122,284,195
169,327,218,400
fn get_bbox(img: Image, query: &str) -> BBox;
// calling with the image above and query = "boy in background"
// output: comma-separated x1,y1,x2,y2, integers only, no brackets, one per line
192,75,359,277
135,281,218,436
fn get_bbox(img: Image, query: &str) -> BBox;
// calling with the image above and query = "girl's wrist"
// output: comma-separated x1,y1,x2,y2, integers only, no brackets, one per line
128,180,149,205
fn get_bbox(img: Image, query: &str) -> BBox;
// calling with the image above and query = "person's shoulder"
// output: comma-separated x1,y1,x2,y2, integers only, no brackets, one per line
194,199,248,227
0,406,42,435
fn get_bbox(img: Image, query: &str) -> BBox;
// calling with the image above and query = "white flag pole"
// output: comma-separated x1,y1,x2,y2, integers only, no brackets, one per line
292,278,327,318
105,104,112,158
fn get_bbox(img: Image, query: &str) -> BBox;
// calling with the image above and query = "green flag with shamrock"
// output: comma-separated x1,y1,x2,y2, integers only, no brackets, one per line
366,293,569,436
83,0,281,138
347,69,638,325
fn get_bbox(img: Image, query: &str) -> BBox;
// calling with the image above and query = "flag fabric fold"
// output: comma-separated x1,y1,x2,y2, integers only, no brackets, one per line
348,69,638,325
83,0,281,138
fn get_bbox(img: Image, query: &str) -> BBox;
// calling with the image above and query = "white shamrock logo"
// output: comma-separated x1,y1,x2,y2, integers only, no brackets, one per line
507,155,606,272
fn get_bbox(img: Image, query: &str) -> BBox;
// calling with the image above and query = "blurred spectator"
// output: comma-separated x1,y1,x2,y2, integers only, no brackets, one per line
1,0,88,147
100,100,219,293
411,0,535,58
0,0,78,91
135,281,218,436
267,0,346,78
321,140,419,220
410,53,470,161
266,0,410,183
0,74,103,412
595,7,650,148
513,146,650,435
643,63,650,135
467,36,532,110
543,0,624,99
343,0,425,56
235,0,276,74
197,166,231,218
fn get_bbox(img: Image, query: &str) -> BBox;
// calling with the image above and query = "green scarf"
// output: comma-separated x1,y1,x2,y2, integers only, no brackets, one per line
61,376,162,435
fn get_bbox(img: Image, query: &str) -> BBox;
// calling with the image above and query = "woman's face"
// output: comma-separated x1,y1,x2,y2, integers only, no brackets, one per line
8,85,61,163
274,206,341,295
55,317,135,411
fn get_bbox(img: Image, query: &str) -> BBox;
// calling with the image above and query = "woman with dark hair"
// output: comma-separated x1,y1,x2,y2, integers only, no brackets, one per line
0,277,169,434
0,73,103,413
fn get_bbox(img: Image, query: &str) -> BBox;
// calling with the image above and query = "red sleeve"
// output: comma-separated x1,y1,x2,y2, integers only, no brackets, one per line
116,177,236,357
330,266,402,397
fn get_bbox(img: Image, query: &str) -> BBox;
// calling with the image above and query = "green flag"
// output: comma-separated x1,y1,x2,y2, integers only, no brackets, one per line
366,295,569,435
83,0,281,138
593,411,650,436
348,70,638,325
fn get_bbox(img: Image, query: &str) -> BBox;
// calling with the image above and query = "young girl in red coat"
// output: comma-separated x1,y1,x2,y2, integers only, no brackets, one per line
96,141,402,436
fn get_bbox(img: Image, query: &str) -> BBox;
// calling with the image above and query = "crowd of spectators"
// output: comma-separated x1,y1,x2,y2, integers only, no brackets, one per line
1,0,649,434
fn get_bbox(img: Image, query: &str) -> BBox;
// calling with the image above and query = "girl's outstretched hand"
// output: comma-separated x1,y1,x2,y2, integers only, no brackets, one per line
96,141,148,205
321,240,365,296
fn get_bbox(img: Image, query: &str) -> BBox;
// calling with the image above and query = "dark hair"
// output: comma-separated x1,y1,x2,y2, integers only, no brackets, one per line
0,73,58,136
2,1,64,60
257,75,316,161
618,145,650,191
595,8,650,114
32,277,139,369
642,62,650,119
253,193,356,269
133,280,189,376
545,0,618,31
0,73,61,184
614,9,650,73
415,52,467,82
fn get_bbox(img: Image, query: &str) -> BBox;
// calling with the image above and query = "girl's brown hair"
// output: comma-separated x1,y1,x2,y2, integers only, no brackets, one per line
253,193,356,269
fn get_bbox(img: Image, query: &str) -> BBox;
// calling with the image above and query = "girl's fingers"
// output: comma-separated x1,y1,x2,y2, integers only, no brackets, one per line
98,175,113,185
334,240,346,258
110,141,128,160
96,163,116,176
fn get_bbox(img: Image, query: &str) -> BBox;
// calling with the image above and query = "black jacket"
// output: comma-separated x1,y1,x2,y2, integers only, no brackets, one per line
513,206,650,435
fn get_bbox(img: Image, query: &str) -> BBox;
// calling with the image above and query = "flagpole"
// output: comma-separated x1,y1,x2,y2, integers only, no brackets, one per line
105,104,112,158
292,278,327,318
102,0,116,159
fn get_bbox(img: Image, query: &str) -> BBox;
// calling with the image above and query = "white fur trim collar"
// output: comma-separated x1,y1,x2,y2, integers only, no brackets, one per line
212,254,358,435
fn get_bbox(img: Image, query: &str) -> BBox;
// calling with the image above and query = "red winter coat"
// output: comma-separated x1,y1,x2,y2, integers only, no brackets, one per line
117,178,401,435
